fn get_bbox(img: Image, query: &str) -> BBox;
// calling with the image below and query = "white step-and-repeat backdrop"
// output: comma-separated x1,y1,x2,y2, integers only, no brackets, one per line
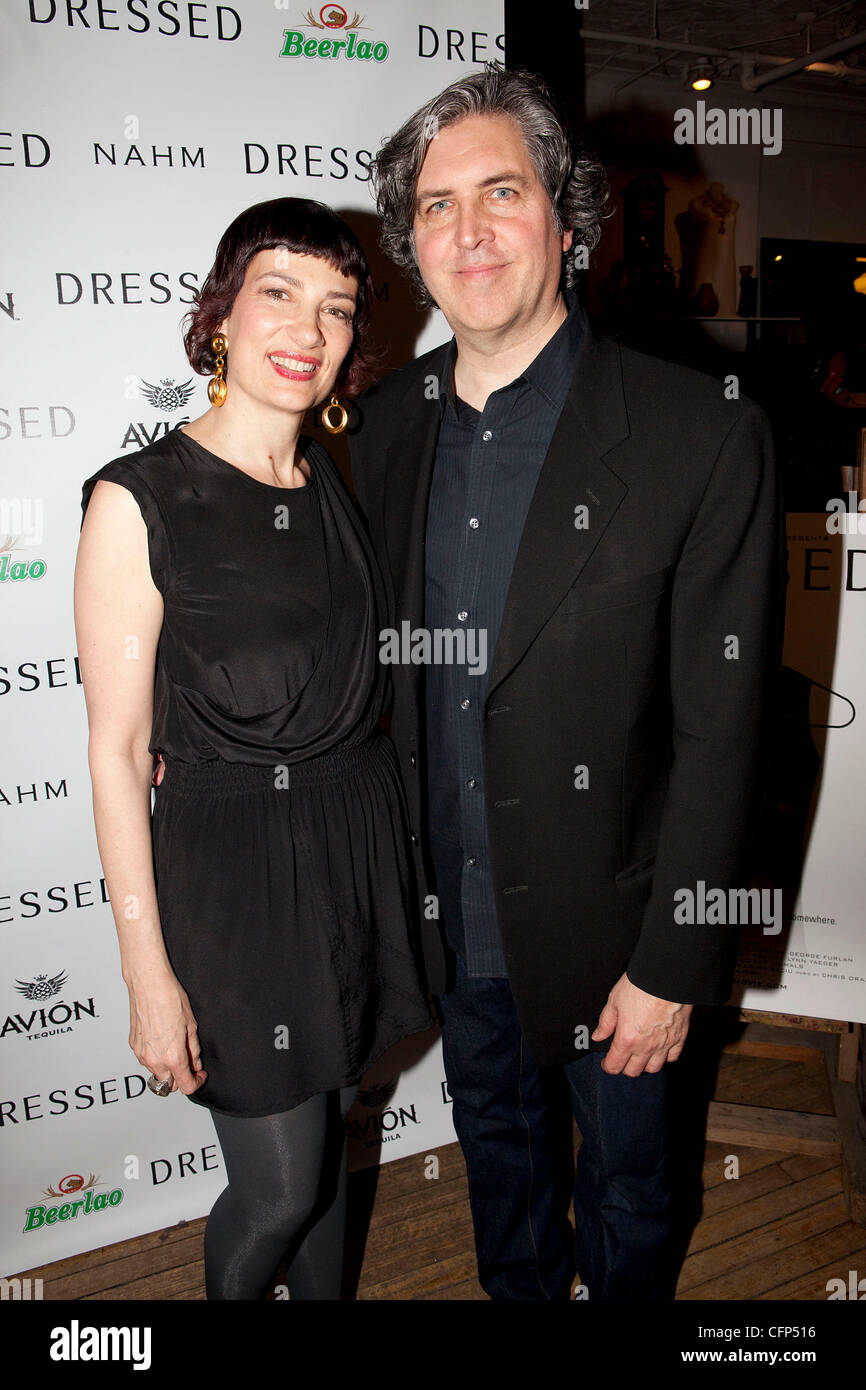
2,1,863,1282
2,0,502,1275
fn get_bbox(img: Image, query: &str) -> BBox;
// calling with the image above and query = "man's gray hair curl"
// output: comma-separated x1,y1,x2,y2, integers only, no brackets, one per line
370,63,611,307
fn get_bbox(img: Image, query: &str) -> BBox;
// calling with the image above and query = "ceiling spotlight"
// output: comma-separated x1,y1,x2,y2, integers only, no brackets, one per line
689,60,714,91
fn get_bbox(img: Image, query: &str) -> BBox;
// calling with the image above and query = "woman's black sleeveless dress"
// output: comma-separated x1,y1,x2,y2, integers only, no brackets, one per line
80,429,432,1118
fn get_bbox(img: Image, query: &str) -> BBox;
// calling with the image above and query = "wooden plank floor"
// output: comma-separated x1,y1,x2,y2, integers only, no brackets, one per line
12,1040,866,1300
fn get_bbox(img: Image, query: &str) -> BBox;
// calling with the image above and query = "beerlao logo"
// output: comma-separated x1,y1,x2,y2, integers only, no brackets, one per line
23,1171,124,1234
279,7,389,64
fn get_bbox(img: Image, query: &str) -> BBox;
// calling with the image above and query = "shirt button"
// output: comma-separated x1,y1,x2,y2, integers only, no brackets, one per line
457,610,468,622
409,751,417,767
469,517,479,529
466,777,477,789
466,855,477,867
460,698,471,710
482,430,493,442
410,831,419,845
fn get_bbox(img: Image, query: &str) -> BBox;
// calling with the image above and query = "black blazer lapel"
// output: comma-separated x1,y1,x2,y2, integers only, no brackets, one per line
485,317,631,702
382,343,449,634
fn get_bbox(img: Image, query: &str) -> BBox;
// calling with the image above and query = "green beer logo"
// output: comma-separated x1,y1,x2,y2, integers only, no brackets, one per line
280,7,389,63
23,1172,124,1234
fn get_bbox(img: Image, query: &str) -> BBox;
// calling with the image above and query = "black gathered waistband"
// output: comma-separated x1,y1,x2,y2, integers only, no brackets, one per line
154,728,389,795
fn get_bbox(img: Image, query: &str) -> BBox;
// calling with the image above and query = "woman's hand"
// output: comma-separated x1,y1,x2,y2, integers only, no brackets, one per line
127,966,207,1095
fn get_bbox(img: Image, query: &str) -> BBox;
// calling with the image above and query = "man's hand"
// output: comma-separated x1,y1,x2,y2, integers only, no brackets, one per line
592,973,692,1076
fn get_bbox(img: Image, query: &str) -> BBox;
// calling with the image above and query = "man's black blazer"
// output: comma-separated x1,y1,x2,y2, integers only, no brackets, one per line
349,306,786,1068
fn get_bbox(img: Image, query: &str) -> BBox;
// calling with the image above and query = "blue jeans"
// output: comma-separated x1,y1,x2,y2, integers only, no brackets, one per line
438,953,674,1301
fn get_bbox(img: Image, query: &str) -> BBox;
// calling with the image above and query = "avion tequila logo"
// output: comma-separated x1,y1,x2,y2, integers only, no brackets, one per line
120,369,195,449
2,970,99,1043
280,7,389,63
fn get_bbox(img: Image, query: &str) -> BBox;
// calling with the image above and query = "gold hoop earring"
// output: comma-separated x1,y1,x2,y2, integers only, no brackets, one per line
208,333,228,407
321,394,348,435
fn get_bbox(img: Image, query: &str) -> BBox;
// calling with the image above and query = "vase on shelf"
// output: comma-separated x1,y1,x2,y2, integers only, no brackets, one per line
737,265,757,317
692,282,719,316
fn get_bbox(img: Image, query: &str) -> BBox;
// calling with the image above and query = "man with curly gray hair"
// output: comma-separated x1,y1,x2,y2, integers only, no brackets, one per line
370,64,610,307
350,63,783,1302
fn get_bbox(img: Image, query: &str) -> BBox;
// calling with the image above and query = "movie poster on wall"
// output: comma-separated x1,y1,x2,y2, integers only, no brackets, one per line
732,514,866,1022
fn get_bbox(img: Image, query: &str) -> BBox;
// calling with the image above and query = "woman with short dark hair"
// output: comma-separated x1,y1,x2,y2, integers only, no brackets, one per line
74,198,432,1300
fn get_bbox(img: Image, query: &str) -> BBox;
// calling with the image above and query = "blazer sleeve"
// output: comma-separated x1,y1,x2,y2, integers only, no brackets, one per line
624,400,787,1004
348,392,375,524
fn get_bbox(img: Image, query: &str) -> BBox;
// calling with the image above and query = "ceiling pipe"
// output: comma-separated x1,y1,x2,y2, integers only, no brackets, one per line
577,27,866,87
740,27,866,89
579,29,790,66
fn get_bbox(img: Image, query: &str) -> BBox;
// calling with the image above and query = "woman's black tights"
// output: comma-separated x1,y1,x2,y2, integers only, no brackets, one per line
204,1084,358,1300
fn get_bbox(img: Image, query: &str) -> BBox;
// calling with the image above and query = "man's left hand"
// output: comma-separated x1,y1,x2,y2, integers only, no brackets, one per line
592,974,692,1076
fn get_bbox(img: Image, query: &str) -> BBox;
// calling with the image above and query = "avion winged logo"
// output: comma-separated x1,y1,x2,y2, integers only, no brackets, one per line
280,6,389,64
139,377,195,412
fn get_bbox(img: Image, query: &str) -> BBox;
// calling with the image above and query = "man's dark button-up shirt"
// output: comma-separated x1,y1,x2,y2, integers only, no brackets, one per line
424,292,584,976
